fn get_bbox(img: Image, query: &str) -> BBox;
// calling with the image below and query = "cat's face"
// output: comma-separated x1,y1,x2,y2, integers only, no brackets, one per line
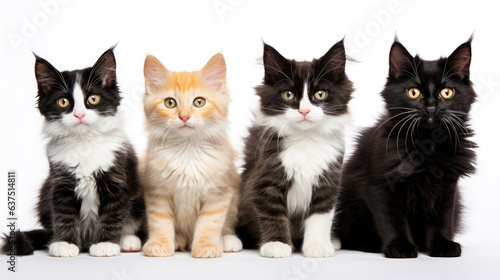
382,39,475,130
257,40,353,133
35,47,121,136
143,53,229,137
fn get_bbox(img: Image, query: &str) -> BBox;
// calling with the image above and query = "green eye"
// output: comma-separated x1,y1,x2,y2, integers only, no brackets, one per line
58,97,70,108
314,90,327,100
193,97,206,108
164,98,177,109
282,91,295,101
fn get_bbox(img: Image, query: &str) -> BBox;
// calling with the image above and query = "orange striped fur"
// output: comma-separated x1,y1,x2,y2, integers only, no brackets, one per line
141,53,241,258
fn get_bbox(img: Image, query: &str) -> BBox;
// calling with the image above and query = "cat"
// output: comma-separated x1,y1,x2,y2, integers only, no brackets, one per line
333,37,476,258
141,53,242,258
235,39,353,258
1,47,145,257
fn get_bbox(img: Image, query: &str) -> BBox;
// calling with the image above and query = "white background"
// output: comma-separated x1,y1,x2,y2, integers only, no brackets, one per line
1,0,499,279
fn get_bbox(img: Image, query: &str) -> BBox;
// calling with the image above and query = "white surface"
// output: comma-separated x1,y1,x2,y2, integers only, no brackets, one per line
3,248,500,280
1,0,500,279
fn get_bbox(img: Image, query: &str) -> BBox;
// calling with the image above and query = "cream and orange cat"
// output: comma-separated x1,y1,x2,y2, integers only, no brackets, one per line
141,53,242,258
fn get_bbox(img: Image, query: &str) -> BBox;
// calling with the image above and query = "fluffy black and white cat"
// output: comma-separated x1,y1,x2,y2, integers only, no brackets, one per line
333,37,476,258
1,47,145,257
236,39,353,258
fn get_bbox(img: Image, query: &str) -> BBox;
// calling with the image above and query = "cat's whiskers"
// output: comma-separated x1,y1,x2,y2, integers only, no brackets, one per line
404,118,419,159
410,118,420,152
444,117,461,154
371,110,418,142
448,114,475,149
384,113,415,156
395,113,417,161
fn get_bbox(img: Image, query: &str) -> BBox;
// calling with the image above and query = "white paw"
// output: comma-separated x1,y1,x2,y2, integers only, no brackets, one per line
49,241,79,257
332,236,341,250
120,235,142,252
302,240,335,258
260,241,292,258
223,234,243,253
89,242,120,257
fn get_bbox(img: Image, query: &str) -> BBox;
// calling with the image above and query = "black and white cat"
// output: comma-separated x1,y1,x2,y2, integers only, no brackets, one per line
236,39,353,258
2,47,145,257
333,37,476,258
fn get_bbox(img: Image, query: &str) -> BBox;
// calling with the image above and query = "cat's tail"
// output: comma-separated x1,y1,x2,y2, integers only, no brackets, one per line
1,229,51,255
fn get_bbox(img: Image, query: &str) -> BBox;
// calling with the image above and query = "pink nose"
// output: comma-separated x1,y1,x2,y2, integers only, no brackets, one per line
299,109,310,117
74,113,86,121
180,116,191,123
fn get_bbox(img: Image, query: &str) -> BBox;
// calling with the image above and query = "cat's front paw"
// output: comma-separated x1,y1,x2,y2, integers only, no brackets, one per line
120,235,142,252
260,241,292,258
49,241,79,257
332,237,341,250
223,234,243,253
143,239,174,257
303,240,335,258
89,242,120,257
429,240,461,258
192,243,223,258
383,239,418,258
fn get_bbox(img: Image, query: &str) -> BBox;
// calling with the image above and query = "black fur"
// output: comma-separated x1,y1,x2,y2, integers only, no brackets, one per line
1,47,145,255
333,37,476,258
236,39,353,250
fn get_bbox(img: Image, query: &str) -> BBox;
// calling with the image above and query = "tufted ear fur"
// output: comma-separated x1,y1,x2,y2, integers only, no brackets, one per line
200,53,226,92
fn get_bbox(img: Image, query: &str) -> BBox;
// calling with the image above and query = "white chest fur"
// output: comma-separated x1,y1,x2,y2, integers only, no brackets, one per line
149,141,230,192
47,129,125,229
280,132,344,216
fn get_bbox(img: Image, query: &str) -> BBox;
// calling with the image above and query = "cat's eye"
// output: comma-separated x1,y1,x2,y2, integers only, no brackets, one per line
57,97,70,108
87,94,100,105
314,90,328,100
282,91,295,101
193,97,206,108
440,88,454,99
164,98,177,109
407,88,421,99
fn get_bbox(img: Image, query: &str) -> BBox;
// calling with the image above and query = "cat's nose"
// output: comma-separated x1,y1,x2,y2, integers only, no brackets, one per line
180,116,191,123
426,106,437,116
74,113,86,121
299,109,310,117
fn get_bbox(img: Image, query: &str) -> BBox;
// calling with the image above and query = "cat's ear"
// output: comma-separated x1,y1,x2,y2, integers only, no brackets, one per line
34,54,65,94
200,53,226,92
446,39,472,81
144,55,170,94
317,39,346,81
91,47,117,88
263,43,291,82
389,40,414,79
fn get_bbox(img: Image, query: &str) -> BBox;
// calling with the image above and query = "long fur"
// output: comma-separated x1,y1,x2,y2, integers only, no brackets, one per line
333,38,476,258
2,47,145,257
236,39,353,257
141,53,241,258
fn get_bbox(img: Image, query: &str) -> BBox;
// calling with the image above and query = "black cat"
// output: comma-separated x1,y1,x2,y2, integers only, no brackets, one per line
333,37,476,258
2,47,145,257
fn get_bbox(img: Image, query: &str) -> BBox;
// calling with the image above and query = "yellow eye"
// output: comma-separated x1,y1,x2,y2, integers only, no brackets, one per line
440,88,454,99
314,90,327,100
282,91,295,101
58,97,70,108
193,97,206,108
164,98,177,109
407,88,421,99
87,94,100,105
